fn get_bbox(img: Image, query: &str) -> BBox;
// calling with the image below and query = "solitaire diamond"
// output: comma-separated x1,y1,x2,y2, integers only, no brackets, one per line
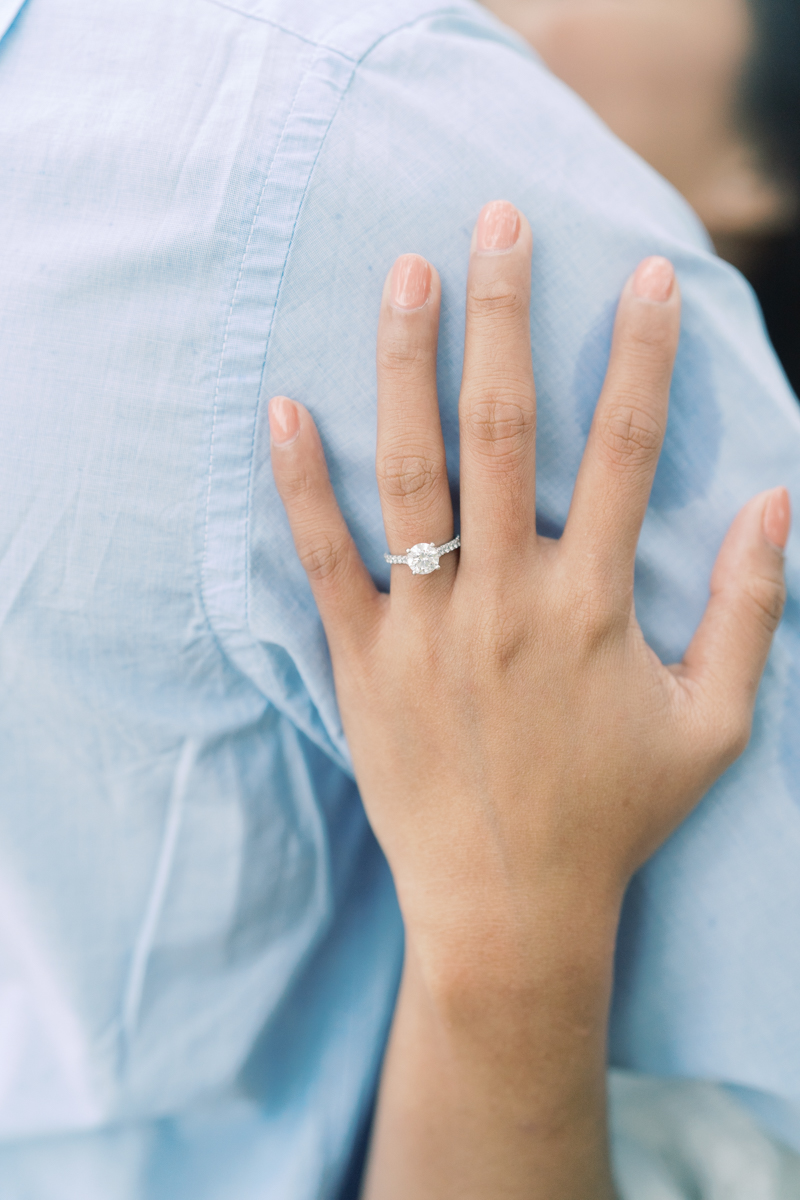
384,534,459,574
405,543,440,574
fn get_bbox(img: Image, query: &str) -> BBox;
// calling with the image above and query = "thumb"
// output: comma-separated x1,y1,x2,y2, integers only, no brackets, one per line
680,487,790,754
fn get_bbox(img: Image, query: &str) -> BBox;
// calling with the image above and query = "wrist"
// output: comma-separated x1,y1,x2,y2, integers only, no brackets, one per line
398,865,624,1007
393,928,616,1191
368,869,621,1200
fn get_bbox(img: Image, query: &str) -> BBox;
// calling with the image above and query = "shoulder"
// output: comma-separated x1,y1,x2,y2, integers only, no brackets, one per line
199,0,526,61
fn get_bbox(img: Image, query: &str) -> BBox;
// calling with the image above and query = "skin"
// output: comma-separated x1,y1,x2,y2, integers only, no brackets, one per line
269,201,789,1197
482,0,796,267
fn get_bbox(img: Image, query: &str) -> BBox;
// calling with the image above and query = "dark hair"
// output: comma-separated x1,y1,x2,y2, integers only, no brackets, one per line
741,0,800,396
745,0,800,186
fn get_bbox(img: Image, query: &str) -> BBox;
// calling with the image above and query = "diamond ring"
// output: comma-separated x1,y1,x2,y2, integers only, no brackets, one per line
384,535,460,575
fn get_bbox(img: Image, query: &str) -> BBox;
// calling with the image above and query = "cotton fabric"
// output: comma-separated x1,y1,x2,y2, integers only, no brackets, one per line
1,0,799,1196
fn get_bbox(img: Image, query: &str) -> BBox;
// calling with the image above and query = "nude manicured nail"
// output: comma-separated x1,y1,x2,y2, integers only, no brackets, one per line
476,200,521,253
632,256,675,303
763,486,791,551
269,395,300,446
391,254,432,310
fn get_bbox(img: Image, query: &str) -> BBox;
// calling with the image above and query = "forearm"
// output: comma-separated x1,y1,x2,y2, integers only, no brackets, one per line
361,898,620,1200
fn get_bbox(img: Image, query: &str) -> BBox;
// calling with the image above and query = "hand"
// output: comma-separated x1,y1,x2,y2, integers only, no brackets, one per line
269,200,788,960
268,201,789,1198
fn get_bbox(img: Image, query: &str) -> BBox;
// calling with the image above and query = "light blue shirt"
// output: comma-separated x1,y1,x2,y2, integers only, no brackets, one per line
1,1,800,1196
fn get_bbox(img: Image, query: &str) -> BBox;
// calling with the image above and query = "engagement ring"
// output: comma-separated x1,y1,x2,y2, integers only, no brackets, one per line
384,536,460,575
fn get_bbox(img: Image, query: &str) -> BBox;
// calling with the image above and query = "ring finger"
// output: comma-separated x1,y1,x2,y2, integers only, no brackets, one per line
376,254,455,599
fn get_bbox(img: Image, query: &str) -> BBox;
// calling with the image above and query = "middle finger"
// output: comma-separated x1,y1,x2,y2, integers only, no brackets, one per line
459,201,537,573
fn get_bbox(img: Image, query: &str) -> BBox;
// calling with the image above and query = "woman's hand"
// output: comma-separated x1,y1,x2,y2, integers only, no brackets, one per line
269,199,788,955
268,201,789,1198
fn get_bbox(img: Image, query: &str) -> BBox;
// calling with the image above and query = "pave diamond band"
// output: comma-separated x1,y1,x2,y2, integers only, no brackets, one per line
384,535,461,575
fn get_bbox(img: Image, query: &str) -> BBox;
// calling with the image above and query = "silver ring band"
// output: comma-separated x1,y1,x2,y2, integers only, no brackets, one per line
384,535,460,575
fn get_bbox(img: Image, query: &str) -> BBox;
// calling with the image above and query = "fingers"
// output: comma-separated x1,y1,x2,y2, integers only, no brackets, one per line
680,487,790,758
458,201,536,569
564,257,680,601
376,255,455,596
269,396,380,649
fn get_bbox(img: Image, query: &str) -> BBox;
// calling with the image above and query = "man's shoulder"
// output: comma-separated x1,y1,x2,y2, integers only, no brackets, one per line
201,0,522,62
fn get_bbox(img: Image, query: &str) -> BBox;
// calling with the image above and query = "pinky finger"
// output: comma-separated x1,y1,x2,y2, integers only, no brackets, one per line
269,396,381,650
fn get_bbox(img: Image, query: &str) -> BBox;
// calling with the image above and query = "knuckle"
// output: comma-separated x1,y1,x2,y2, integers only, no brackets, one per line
376,451,441,508
715,708,753,764
568,586,620,647
471,595,527,670
280,462,318,510
298,534,347,585
742,573,787,635
596,401,663,473
376,338,430,378
464,392,534,458
728,717,753,761
467,278,526,323
625,318,675,360
626,303,678,355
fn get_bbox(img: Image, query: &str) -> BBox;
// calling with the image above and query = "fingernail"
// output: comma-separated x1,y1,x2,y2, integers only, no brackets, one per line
476,200,521,253
390,254,432,310
269,395,300,446
632,256,675,303
763,486,791,551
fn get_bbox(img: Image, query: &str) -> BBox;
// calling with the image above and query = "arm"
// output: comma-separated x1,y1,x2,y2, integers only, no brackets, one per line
363,896,618,1198
268,203,788,1198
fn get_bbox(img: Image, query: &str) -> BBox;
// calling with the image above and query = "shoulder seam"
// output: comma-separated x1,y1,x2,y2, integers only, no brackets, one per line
349,5,481,66
201,0,354,56
200,0,483,64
